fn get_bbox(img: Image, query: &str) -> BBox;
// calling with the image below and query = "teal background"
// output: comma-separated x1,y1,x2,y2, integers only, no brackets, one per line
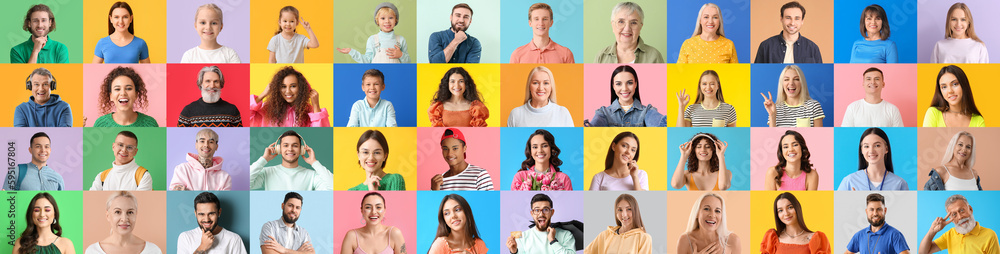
249,191,334,254
249,127,334,190
0,0,83,63
499,0,584,63
166,191,252,254
582,0,667,63
416,0,502,63
82,127,168,190
0,191,83,254
333,0,418,64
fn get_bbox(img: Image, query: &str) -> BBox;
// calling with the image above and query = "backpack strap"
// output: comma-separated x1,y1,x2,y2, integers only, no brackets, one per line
14,164,28,190
99,168,112,184
134,167,148,186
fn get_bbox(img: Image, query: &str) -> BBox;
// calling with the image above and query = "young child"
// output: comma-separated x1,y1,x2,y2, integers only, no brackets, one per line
347,69,397,127
268,6,319,63
336,2,409,63
181,4,241,63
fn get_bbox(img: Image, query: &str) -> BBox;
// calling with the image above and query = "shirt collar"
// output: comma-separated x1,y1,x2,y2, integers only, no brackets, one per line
276,219,301,231
611,99,642,113
865,223,893,235
528,39,559,52
600,37,649,57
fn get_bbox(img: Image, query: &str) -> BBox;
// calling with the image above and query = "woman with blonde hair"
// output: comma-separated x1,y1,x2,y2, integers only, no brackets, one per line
676,193,741,254
931,3,989,63
86,191,161,254
924,131,982,190
760,65,825,127
584,193,652,254
677,3,738,63
676,70,737,127
507,66,574,127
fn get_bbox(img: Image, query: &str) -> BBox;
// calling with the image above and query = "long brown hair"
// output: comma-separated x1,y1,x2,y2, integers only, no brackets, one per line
772,192,812,235
435,194,481,250
262,66,313,127
604,131,640,170
18,193,62,254
107,1,134,35
614,194,644,229
519,129,562,172
773,130,813,187
686,133,720,173
930,65,981,118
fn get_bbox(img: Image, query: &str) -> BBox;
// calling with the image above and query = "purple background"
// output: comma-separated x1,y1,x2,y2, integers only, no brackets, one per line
499,191,584,254
165,127,250,190
2,128,83,190
917,0,1000,63
165,0,251,63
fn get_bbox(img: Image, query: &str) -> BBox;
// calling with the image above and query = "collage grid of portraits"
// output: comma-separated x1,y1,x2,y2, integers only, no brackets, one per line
1,0,999,253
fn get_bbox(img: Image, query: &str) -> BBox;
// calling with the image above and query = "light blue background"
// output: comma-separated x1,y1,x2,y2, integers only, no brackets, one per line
666,127,751,190
666,0,752,63
333,63,417,127
417,191,500,254
249,191,334,254
416,0,501,63
750,64,835,127
499,127,584,190
167,191,251,254
833,127,918,190
499,0,584,63
917,191,1000,254
833,0,918,63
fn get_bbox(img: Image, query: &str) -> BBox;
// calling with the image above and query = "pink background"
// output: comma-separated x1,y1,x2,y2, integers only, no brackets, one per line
749,127,835,190
833,64,919,127
583,64,668,122
416,127,501,190
333,191,418,253
83,64,168,126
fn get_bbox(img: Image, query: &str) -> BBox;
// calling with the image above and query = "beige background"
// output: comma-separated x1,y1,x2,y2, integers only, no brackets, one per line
82,191,168,253
918,127,1000,190
666,191,752,254
749,0,834,63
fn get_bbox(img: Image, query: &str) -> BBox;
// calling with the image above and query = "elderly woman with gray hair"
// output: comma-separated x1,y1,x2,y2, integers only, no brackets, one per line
594,2,664,63
178,65,244,127
924,131,982,190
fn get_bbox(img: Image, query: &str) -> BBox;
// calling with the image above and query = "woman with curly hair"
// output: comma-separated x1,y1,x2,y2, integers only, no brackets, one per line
765,130,819,190
13,192,75,254
510,129,572,190
428,67,489,127
670,133,731,191
249,66,329,127
90,66,158,127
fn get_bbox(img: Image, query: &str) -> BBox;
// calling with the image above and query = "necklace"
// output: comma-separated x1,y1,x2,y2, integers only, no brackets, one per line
783,229,805,239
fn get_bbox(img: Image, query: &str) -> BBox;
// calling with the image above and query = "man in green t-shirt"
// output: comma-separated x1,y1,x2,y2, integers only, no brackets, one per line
10,4,68,63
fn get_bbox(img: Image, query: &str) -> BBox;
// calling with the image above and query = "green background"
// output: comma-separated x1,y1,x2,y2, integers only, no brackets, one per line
82,127,168,190
1,0,84,63
333,0,417,63
249,127,334,190
1,191,83,254
583,0,667,63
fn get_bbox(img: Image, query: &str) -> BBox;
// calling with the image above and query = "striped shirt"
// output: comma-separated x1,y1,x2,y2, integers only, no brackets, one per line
683,102,737,127
441,164,494,190
773,99,825,127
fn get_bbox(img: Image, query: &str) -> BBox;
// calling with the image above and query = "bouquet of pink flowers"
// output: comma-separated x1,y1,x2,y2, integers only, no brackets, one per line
513,170,567,191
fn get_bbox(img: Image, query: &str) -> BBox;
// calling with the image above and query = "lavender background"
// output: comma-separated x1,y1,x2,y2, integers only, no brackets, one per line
917,0,1000,63
2,127,83,190
166,0,251,63
499,191,585,254
165,127,251,190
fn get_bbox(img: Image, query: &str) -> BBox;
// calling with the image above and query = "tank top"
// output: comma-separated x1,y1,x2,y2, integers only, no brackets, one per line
33,236,61,254
779,169,807,191
943,165,978,190
688,174,720,191
353,227,394,254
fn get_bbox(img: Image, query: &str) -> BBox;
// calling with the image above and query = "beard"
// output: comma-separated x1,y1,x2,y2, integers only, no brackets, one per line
282,212,299,224
199,220,217,233
201,89,221,103
451,22,468,32
954,215,976,234
535,217,550,231
868,215,885,227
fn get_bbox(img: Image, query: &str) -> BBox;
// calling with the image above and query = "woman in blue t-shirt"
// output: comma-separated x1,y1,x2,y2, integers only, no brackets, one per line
93,2,150,64
849,4,898,63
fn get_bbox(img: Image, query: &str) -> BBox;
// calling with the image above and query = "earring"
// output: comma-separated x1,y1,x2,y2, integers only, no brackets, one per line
52,219,56,224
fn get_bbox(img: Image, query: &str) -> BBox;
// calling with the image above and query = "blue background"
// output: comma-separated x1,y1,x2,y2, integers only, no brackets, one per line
499,127,584,190
500,0,585,63
833,0,919,63
832,127,918,190
167,191,252,254
249,191,334,254
750,64,835,127
333,64,418,127
666,127,752,190
666,0,752,63
417,191,500,254
917,191,1000,254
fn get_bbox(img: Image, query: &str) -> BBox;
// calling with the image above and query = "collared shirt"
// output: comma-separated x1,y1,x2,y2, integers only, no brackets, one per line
837,170,908,191
846,224,910,254
428,28,481,63
10,37,68,63
594,37,664,63
347,98,397,127
934,223,1000,254
259,219,311,251
754,32,823,63
589,99,666,127
4,163,64,191
515,227,575,254
510,39,574,63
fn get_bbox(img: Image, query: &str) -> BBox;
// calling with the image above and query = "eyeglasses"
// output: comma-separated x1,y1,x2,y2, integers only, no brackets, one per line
115,142,137,152
614,19,642,29
531,208,553,214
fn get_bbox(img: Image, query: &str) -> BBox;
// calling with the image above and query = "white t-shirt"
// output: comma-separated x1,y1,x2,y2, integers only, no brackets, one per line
588,170,649,191
267,33,310,63
89,160,153,191
931,38,990,63
181,45,241,63
507,102,574,127
85,241,162,254
176,228,247,254
840,99,904,127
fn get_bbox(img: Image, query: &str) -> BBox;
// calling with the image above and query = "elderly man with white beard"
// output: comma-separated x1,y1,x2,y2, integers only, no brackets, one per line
178,66,243,127
919,194,999,254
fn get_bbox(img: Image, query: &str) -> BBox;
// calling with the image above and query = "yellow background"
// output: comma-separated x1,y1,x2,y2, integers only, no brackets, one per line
583,127,669,190
416,64,502,127
249,0,334,63
0,65,84,127
667,64,752,127
750,191,834,250
917,64,1000,127
83,0,167,63
249,64,334,126
332,127,418,190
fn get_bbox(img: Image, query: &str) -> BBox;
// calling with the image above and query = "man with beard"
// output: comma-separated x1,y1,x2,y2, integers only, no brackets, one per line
250,130,333,190
3,132,64,190
506,193,575,254
178,66,243,127
169,128,233,191
14,67,72,127
177,192,248,254
919,194,999,254
10,4,68,63
259,192,314,254
845,193,910,254
428,3,481,63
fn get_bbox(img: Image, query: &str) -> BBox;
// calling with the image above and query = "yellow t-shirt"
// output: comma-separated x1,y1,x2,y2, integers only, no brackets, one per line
922,107,986,127
677,35,738,63
933,223,1000,254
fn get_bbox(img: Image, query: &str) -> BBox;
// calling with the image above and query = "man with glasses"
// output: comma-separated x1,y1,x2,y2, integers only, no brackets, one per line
90,130,153,190
506,193,575,254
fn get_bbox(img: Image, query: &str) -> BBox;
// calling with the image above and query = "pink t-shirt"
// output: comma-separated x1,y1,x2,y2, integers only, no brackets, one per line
248,94,330,127
779,169,808,191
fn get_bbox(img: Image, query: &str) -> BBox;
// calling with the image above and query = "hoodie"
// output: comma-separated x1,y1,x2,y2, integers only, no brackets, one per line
584,226,652,254
169,153,232,191
13,94,72,127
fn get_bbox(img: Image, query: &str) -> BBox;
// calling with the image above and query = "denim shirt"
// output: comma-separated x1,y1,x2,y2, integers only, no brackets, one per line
924,168,982,190
589,99,666,127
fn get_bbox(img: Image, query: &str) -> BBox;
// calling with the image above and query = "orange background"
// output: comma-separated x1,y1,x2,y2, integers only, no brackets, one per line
665,191,752,254
82,191,168,253
249,0,334,63
0,64,84,127
499,64,584,127
749,0,834,63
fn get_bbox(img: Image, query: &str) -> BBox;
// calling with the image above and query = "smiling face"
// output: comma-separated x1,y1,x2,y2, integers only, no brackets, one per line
195,202,219,232
529,70,552,104
865,200,886,227
612,9,642,46
780,135,801,163
694,139,714,162
109,7,131,33
946,200,974,232
281,75,300,104
112,134,138,165
775,198,797,227
781,69,802,100
362,76,384,101
952,134,973,164
111,76,137,112
613,72,636,104
864,12,882,38
781,7,803,36
362,195,385,226
863,71,884,95
280,135,301,164
195,133,218,160
861,134,887,166
30,74,52,105
700,6,720,35
30,136,50,165
107,196,137,235
28,11,52,38
938,72,963,107
281,198,301,224
529,9,552,37
613,137,638,166
531,200,553,231
450,7,472,32
698,196,723,232
279,11,297,34
529,134,551,166
358,138,385,172
948,8,969,38
376,8,397,33
200,71,222,103
31,198,55,229
615,199,634,228
448,73,466,99
699,74,719,100
441,138,467,167
442,199,466,233
195,8,222,41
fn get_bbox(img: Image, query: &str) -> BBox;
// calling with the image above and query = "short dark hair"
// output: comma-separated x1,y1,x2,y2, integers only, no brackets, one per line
30,132,50,146
780,1,806,19
361,192,386,207
278,130,301,145
362,69,385,84
116,131,139,146
452,3,473,16
23,4,55,33
866,193,885,206
530,193,553,208
283,192,303,204
862,67,883,77
194,192,221,211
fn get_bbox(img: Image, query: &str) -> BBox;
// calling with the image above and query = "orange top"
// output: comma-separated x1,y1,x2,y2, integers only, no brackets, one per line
688,174,720,191
428,237,488,254
429,100,489,127
760,229,830,254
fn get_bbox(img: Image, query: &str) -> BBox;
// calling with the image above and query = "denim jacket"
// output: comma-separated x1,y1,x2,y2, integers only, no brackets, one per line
924,168,982,190
588,99,666,127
